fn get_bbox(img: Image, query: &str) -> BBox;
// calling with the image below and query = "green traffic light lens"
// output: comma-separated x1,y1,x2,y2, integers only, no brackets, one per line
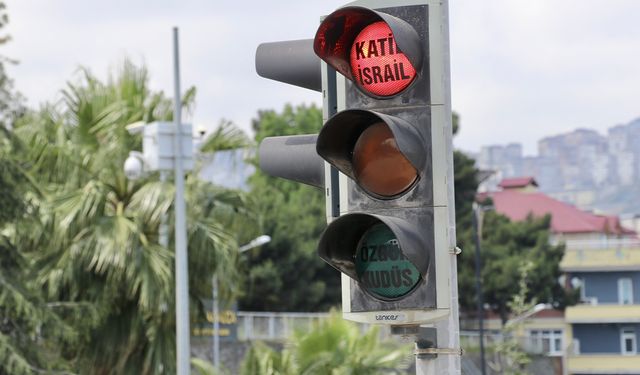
355,223,420,300
352,122,418,198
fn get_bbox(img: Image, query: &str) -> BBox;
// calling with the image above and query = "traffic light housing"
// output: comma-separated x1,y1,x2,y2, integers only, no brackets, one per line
256,0,455,326
312,3,453,324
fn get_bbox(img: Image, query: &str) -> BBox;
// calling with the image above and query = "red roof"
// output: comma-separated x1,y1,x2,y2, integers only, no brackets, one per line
490,190,633,235
498,177,538,189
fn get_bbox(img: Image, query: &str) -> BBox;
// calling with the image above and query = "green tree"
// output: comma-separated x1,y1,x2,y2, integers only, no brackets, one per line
240,312,411,375
452,114,572,321
488,261,534,375
0,2,77,373
451,112,482,311
478,212,568,323
13,60,251,374
451,112,479,230
0,126,78,374
240,104,341,312
240,342,297,375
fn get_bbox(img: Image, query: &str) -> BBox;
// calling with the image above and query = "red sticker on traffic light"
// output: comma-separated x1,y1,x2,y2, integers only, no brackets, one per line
350,21,416,97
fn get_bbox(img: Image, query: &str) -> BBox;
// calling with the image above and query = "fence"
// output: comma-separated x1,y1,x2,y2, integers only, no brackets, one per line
557,238,640,250
237,311,330,341
236,311,547,355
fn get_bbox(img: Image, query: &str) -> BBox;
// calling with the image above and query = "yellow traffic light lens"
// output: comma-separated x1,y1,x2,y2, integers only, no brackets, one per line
352,122,418,198
349,21,417,97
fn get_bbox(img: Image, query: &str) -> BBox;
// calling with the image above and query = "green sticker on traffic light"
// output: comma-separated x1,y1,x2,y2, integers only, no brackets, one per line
355,223,420,299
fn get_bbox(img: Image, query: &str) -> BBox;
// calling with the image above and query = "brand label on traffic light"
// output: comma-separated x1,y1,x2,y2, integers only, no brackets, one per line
355,223,420,299
350,21,416,97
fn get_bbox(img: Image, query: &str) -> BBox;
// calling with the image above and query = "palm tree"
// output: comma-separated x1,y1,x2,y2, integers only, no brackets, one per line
13,60,254,374
0,124,77,375
240,312,412,375
240,342,297,375
292,313,411,375
0,2,78,372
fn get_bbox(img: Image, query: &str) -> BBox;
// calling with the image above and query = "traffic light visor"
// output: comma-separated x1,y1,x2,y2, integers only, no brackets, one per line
317,110,425,199
314,6,422,98
317,213,429,299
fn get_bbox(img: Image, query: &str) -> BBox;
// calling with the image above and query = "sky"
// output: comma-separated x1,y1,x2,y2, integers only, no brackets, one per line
4,0,640,155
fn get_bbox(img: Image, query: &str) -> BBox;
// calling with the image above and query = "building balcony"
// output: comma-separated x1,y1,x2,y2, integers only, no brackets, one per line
560,244,640,272
566,304,640,324
566,354,640,374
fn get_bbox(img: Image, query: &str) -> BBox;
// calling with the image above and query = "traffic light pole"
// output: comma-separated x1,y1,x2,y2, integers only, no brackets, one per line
417,1,461,374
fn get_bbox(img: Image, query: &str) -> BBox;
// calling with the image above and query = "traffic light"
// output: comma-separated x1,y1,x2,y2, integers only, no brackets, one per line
255,0,455,326
312,3,453,325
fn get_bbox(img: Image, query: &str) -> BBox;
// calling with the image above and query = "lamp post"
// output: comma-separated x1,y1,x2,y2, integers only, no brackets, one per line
171,27,192,375
473,200,494,375
472,170,496,375
122,29,194,374
472,202,488,375
212,235,271,371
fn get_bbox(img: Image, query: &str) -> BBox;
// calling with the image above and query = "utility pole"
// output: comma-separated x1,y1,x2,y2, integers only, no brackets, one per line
122,29,193,375
173,27,191,375
472,203,487,375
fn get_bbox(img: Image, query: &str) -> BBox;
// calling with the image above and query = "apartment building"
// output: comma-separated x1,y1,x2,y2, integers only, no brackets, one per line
486,177,638,374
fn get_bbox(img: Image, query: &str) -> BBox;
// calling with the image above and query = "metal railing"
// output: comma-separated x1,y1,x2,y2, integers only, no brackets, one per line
237,312,330,341
557,238,640,250
236,312,398,341
459,331,556,355
236,312,556,355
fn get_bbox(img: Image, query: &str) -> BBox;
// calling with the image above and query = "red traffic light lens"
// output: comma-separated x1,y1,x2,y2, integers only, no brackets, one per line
350,21,417,97
352,122,418,198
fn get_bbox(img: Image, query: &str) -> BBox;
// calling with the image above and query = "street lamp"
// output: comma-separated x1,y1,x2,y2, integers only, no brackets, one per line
505,303,553,328
212,235,271,371
239,235,271,252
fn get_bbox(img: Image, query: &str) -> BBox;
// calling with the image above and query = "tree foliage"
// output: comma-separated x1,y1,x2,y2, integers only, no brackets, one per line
0,127,77,375
478,212,568,323
11,60,251,374
452,113,478,231
240,104,341,312
240,312,411,375
455,203,573,322
488,261,534,374
0,3,78,373
453,114,573,321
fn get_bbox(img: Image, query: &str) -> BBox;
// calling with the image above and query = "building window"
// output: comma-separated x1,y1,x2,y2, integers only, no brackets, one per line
529,329,563,356
572,277,593,304
618,278,634,305
621,328,637,355
577,278,586,302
